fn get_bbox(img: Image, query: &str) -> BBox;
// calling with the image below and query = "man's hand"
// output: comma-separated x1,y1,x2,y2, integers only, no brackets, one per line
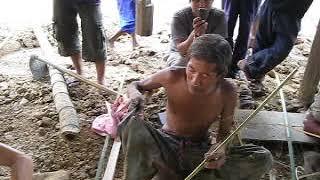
193,17,208,37
128,91,145,111
127,81,145,110
204,146,226,169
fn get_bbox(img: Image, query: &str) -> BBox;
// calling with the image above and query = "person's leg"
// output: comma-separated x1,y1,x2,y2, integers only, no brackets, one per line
223,0,240,50
118,114,181,180
304,151,320,178
166,52,186,67
78,4,107,85
108,30,126,48
53,0,82,74
70,52,83,75
95,60,106,85
130,33,139,49
232,0,255,70
194,144,272,180
221,144,272,180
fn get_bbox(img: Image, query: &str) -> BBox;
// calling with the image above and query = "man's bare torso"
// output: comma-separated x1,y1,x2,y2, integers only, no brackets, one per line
162,69,231,138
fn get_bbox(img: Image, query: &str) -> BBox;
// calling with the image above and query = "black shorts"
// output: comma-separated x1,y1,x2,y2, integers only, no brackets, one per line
53,0,106,62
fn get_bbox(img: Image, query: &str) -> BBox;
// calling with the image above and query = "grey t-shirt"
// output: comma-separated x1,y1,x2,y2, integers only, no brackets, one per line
170,7,227,52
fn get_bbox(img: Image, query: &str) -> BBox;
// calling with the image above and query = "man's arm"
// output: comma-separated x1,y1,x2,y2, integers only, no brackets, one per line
127,68,173,100
217,83,238,142
205,82,237,169
176,32,196,56
0,143,33,180
176,17,207,56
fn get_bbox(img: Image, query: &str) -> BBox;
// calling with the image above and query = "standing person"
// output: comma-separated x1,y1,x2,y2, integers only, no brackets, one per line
109,0,138,50
53,0,107,85
0,143,33,180
120,34,272,179
165,0,227,67
223,0,260,78
237,0,313,96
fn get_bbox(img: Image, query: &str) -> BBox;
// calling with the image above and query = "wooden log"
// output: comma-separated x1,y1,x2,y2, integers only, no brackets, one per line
136,0,154,36
300,19,320,107
49,68,80,140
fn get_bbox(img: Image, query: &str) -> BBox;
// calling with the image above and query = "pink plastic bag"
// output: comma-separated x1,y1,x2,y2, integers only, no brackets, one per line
91,96,130,138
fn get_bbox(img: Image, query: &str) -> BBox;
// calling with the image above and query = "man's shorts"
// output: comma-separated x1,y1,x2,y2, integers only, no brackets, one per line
53,0,106,62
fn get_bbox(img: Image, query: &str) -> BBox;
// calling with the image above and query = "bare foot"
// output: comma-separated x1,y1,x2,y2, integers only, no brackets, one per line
237,60,251,80
97,79,106,86
132,40,139,50
237,59,246,71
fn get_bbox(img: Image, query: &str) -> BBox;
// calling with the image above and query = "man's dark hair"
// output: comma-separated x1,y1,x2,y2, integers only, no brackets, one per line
188,34,232,75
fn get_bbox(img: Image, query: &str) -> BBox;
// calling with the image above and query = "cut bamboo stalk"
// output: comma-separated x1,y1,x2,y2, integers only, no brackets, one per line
50,67,80,140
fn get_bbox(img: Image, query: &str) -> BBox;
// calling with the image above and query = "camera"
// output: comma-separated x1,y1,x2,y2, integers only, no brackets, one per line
199,8,209,20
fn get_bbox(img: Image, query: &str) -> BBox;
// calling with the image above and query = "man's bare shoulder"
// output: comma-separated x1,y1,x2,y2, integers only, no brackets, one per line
220,79,238,116
162,67,186,84
220,78,237,97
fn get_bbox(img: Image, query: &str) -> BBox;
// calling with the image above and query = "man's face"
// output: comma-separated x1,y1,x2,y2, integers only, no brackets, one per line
186,57,221,95
191,0,214,17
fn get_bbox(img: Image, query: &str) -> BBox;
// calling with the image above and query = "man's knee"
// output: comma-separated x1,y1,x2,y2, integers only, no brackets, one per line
229,144,273,172
166,52,187,67
249,146,273,174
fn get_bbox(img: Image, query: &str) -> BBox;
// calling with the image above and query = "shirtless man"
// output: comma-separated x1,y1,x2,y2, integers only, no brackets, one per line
120,34,272,180
0,143,33,180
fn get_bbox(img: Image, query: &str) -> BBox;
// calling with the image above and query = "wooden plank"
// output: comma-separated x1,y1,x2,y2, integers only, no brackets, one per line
158,110,319,143
236,110,318,143
102,138,122,180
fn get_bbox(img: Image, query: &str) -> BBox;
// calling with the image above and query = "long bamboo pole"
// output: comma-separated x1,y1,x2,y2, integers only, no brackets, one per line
274,71,296,180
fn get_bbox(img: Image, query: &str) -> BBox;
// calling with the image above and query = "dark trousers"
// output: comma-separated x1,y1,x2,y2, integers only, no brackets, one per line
119,114,273,180
245,0,301,79
223,0,259,75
